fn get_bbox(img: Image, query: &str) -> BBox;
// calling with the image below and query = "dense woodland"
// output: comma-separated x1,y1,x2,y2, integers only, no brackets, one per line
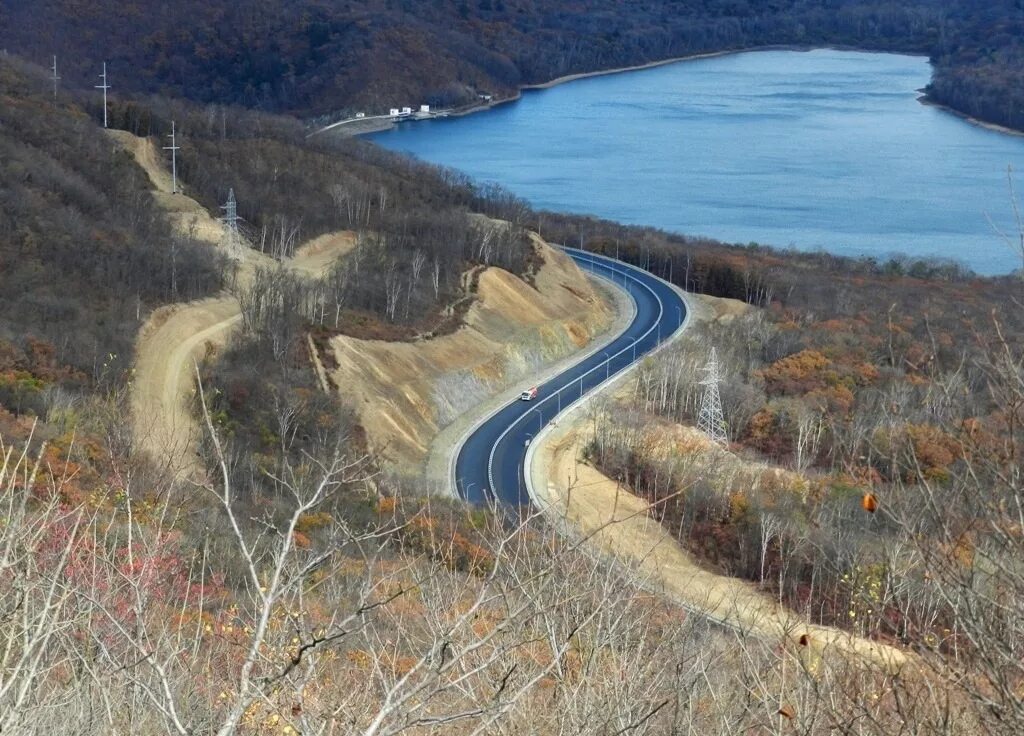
2,1,1024,131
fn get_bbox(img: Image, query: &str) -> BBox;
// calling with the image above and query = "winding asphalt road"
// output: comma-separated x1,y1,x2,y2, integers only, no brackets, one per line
454,247,687,506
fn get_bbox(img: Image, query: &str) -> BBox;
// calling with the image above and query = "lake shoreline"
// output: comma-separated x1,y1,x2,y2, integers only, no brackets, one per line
319,45,1024,143
520,44,928,91
917,95,1024,138
364,48,1024,275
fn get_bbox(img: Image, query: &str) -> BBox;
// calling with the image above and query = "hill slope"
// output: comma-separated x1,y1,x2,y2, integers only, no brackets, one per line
3,1,1024,131
0,58,224,416
328,233,612,473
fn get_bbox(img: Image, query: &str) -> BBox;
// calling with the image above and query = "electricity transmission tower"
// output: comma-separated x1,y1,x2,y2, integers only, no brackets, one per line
698,347,728,446
220,188,243,254
95,62,110,128
163,121,180,194
50,56,60,98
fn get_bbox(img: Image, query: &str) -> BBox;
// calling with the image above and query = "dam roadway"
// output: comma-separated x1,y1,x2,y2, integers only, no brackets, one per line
454,247,687,506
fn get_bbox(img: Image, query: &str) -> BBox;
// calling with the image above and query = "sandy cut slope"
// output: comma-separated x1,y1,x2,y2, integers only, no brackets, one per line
328,237,614,474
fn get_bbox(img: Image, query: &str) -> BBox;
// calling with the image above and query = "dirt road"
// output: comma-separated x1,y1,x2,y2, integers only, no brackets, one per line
131,298,241,477
107,130,226,245
534,425,908,671
132,238,353,480
111,129,355,479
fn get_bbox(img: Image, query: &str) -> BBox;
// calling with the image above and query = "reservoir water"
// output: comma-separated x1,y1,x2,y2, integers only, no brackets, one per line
368,49,1024,275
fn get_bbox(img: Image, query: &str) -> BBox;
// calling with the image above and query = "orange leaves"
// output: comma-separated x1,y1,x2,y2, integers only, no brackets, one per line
872,422,962,483
861,493,878,513
401,513,495,576
905,424,960,480
806,384,855,414
853,362,880,384
757,347,879,423
745,407,791,458
295,511,333,534
759,349,832,396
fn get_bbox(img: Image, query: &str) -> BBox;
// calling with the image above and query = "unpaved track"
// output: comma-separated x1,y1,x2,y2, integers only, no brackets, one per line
132,299,241,478
107,130,225,245
132,241,353,480
535,425,909,672
289,231,356,277
111,129,355,479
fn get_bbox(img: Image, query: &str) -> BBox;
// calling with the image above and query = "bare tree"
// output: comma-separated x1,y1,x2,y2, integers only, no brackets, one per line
986,165,1024,275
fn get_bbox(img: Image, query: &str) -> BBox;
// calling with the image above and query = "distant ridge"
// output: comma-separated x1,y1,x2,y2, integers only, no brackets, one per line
2,0,1023,132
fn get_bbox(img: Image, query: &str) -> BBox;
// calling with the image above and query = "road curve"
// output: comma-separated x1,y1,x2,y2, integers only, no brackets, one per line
454,248,686,506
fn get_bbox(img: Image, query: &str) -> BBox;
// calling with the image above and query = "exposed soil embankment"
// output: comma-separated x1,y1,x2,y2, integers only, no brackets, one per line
117,122,602,484
328,236,613,474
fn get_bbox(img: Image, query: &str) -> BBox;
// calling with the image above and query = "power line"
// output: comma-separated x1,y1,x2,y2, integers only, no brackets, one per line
698,346,728,446
163,121,180,194
95,61,110,128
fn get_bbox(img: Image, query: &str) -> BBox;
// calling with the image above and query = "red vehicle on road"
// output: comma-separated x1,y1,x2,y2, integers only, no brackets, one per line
520,386,538,401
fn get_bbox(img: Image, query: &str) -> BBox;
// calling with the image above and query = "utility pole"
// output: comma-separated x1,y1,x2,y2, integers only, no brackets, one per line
95,62,110,128
698,347,728,446
50,55,60,99
163,121,180,194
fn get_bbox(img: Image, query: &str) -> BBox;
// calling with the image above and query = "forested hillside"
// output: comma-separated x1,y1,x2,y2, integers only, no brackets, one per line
0,55,532,435
2,1,1023,131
